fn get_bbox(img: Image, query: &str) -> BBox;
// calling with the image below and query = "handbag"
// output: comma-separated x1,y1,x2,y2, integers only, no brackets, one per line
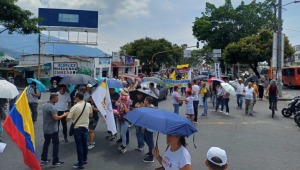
178,101,183,106
69,102,87,136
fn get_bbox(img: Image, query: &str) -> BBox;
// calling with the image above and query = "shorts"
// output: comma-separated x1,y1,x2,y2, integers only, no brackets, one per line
89,119,98,130
185,107,194,115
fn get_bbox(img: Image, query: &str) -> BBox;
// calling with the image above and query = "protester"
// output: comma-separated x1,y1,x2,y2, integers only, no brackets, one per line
143,97,155,163
185,91,194,122
265,80,279,111
55,84,71,143
84,84,93,101
67,92,93,169
26,82,41,122
221,89,230,116
40,93,68,167
115,89,131,153
87,98,99,150
251,80,259,108
205,147,228,170
49,80,59,93
0,99,7,142
235,78,244,109
153,135,191,170
213,84,224,113
149,82,160,98
172,86,182,114
200,82,209,116
132,91,145,151
258,80,264,100
243,82,256,116
210,81,218,107
107,88,120,141
185,83,192,98
192,80,200,123
198,80,203,107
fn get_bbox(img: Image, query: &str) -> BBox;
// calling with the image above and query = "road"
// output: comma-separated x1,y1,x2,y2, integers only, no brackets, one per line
1,91,300,170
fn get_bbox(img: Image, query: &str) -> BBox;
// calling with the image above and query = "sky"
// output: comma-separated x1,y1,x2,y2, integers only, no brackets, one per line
14,0,300,54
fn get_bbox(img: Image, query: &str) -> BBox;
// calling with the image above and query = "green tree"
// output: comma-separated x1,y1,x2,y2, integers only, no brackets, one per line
192,0,275,50
224,30,294,77
120,37,183,72
0,0,41,34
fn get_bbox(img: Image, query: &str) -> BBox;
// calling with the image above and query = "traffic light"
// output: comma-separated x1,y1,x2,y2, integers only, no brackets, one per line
196,41,199,48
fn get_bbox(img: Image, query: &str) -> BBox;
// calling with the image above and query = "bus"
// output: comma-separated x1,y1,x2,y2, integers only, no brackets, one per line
282,66,300,87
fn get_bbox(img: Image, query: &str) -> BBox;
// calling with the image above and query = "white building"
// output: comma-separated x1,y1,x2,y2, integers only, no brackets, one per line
293,45,300,64
14,54,112,82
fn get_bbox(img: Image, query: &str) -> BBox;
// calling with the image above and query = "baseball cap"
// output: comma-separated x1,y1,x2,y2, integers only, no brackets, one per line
87,84,93,88
207,147,227,166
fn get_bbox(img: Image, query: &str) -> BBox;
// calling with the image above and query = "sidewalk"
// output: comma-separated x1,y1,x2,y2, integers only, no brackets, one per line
278,89,299,101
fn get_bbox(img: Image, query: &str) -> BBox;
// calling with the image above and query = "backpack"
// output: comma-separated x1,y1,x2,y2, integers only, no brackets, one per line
34,88,41,100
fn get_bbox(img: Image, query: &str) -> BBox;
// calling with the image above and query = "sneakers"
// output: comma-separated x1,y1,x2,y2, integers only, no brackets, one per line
120,145,127,153
143,157,154,163
40,159,51,166
88,143,95,150
145,152,151,157
224,112,229,116
52,161,64,168
64,138,68,143
135,147,144,151
213,110,217,112
73,163,84,169
218,110,223,113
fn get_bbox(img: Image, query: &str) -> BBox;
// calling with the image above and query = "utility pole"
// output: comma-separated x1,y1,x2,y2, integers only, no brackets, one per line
38,33,41,80
277,0,282,96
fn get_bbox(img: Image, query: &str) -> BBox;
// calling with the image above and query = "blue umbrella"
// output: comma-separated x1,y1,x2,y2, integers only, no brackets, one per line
27,78,47,93
98,78,123,88
124,107,197,137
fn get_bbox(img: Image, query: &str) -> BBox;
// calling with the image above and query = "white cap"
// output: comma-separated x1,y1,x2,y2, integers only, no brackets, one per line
87,84,93,88
207,147,227,166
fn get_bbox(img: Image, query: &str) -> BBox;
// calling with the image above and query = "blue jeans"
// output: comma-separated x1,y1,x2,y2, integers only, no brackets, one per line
41,132,59,164
120,121,129,147
215,96,223,111
222,98,230,113
236,94,243,108
211,93,216,106
269,96,277,108
193,100,199,122
135,126,144,148
173,104,179,114
74,127,88,166
144,130,154,159
203,97,208,115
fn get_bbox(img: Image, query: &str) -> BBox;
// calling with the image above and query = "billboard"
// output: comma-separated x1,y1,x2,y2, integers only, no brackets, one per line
38,8,98,33
53,62,78,75
125,56,135,65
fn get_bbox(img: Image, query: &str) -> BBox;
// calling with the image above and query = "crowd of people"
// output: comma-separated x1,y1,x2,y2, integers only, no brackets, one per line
1,74,280,170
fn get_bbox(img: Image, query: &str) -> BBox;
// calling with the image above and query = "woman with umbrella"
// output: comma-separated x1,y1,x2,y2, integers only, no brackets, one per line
152,135,191,170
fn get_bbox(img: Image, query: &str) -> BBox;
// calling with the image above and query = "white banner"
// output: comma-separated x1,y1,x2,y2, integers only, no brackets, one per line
92,79,117,135
215,63,221,79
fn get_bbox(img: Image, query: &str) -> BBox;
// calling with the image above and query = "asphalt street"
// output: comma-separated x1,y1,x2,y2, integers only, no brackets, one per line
1,91,300,170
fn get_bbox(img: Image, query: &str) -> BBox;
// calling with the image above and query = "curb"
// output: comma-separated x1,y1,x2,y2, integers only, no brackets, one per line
277,98,293,101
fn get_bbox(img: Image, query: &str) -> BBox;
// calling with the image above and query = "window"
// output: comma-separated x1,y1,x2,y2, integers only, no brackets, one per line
297,68,300,75
58,14,79,23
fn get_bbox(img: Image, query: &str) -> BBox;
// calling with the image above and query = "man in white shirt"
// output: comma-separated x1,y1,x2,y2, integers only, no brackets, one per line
243,82,256,116
235,78,244,109
55,84,71,142
192,80,200,123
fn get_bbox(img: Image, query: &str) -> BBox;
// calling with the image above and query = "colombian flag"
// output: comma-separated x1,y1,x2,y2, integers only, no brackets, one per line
3,88,41,170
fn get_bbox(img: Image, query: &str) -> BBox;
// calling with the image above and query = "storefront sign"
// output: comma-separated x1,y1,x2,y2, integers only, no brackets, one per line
53,62,78,75
99,58,111,65
43,63,51,70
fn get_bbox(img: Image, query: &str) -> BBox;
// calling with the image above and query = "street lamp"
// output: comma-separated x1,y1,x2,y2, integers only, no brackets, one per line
277,0,300,97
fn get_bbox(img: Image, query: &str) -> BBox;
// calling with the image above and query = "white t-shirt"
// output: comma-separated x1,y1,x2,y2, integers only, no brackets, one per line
236,83,244,95
244,86,254,100
186,96,194,108
162,146,191,170
172,92,180,104
192,85,200,101
55,92,71,111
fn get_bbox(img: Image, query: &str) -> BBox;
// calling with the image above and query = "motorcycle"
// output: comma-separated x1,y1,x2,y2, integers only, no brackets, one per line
294,111,300,128
281,96,300,117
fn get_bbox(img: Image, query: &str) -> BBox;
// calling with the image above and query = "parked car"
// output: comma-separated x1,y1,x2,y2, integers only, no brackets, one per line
140,82,168,100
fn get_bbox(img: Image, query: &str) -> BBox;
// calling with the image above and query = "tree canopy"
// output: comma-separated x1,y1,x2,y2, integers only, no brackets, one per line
0,0,41,34
120,37,183,72
224,30,294,77
192,0,276,50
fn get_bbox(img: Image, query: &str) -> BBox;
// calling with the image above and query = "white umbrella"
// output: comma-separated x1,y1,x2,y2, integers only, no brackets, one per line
0,80,19,99
221,83,236,96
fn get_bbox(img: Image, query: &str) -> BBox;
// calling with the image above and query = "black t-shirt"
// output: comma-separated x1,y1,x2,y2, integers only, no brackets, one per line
91,103,99,121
